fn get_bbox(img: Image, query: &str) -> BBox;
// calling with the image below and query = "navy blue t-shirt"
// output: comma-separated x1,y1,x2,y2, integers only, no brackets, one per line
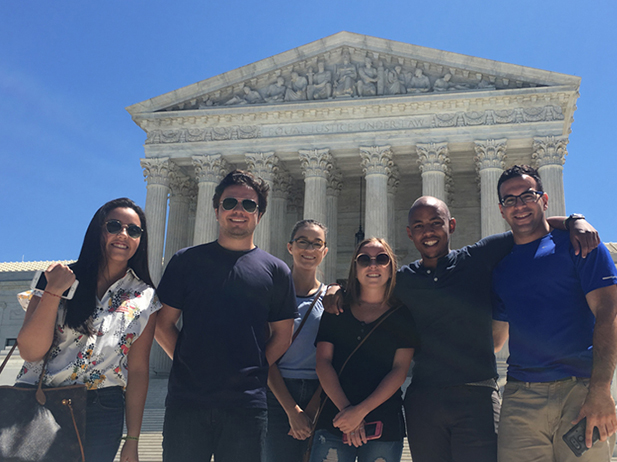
395,232,514,388
157,241,297,409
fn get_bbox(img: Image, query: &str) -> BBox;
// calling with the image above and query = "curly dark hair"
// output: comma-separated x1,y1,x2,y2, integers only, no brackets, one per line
497,165,544,201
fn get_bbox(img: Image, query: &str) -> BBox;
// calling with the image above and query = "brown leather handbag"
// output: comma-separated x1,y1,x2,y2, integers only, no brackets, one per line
0,343,86,462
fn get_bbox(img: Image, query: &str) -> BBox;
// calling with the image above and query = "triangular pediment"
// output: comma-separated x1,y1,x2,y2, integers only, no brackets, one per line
127,31,580,115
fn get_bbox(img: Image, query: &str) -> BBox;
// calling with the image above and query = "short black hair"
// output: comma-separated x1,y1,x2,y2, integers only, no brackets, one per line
212,169,270,216
497,165,544,201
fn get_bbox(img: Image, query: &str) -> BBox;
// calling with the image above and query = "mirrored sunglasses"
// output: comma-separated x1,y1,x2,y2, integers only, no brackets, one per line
105,219,143,239
356,253,390,268
220,197,259,213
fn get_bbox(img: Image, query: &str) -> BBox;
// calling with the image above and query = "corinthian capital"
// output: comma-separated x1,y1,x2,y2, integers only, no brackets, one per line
388,165,400,194
169,172,195,200
271,164,293,199
474,139,507,171
532,136,568,167
246,152,279,183
192,154,230,184
327,169,344,197
299,148,333,179
140,157,172,186
359,146,393,176
416,142,450,174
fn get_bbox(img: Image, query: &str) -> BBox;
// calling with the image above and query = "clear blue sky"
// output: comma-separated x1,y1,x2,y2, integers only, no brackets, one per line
1,1,615,262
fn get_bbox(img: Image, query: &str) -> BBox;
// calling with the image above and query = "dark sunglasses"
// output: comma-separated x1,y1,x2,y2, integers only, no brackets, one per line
105,219,143,239
356,253,390,268
220,197,259,213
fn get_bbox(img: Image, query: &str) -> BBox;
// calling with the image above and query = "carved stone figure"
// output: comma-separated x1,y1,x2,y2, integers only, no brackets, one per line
477,79,496,90
264,77,287,102
307,61,332,100
357,57,379,97
333,53,357,97
198,97,214,108
284,71,308,101
434,73,453,92
224,85,264,105
385,65,405,95
407,68,431,93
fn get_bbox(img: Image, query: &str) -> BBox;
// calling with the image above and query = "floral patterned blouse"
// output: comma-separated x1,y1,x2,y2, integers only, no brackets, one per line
16,268,161,390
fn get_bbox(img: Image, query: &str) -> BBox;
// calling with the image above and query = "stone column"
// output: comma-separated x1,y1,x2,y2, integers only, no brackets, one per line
192,155,229,246
140,157,172,376
416,142,451,203
140,157,171,285
387,166,400,248
270,168,292,262
164,173,193,266
326,170,343,283
246,152,279,253
299,148,332,226
360,146,393,240
186,188,197,247
475,139,508,237
532,136,568,218
284,187,304,268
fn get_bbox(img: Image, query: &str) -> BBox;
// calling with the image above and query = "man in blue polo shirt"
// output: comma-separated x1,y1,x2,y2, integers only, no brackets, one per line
492,165,617,462
155,170,297,462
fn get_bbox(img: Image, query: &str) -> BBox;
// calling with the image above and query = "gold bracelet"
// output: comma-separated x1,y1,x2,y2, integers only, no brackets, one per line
122,435,139,441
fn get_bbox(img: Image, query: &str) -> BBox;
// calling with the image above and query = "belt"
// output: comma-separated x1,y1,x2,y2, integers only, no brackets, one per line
507,375,579,384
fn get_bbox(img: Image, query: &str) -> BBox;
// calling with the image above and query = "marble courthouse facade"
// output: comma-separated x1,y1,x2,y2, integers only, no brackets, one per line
128,32,579,292
0,32,583,375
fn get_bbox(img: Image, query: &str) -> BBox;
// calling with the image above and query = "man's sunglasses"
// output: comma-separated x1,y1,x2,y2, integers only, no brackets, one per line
105,219,143,239
220,197,259,213
355,253,390,268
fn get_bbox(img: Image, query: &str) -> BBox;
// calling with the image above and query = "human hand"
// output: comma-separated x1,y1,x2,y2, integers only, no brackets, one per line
333,405,366,434
44,263,76,296
323,284,344,315
119,439,139,462
343,422,367,447
286,406,313,440
569,219,599,258
572,387,617,448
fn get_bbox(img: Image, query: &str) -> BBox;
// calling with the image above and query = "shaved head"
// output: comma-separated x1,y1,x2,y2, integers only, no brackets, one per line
408,196,451,223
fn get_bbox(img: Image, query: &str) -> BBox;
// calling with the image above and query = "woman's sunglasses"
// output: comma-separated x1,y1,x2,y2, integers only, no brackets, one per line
220,197,259,214
355,253,390,268
105,219,143,239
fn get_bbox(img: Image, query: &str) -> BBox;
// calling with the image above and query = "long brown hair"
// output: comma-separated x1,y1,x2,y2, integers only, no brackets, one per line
344,237,398,306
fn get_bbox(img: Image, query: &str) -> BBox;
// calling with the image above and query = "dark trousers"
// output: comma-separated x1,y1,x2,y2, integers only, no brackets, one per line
85,386,125,462
404,385,500,462
264,378,320,462
163,405,267,462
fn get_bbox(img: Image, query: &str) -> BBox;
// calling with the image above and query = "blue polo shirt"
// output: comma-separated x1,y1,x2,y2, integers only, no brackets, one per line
492,229,617,382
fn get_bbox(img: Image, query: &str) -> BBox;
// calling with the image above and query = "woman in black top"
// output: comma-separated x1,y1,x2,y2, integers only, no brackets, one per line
310,238,419,462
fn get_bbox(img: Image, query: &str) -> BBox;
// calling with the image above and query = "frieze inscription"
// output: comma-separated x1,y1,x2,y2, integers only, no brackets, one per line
145,105,563,145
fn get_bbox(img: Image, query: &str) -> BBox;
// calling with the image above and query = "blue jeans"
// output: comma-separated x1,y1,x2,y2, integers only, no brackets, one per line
85,386,125,462
163,405,268,462
264,377,320,462
309,429,403,462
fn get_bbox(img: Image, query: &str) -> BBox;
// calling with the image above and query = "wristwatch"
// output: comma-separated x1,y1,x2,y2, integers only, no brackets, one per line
564,213,585,231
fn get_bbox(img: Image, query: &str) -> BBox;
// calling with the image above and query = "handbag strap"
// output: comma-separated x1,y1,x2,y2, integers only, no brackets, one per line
292,284,323,343
0,342,18,376
311,303,402,424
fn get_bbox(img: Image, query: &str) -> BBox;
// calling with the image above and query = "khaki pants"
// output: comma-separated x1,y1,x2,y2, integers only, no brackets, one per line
498,377,616,462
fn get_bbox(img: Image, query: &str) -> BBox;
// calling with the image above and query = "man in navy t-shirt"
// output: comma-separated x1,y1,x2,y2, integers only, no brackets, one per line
492,165,617,462
155,170,297,462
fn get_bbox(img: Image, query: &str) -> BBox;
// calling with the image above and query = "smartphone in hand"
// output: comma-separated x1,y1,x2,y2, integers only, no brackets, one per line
342,421,383,444
31,270,79,300
562,418,600,457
